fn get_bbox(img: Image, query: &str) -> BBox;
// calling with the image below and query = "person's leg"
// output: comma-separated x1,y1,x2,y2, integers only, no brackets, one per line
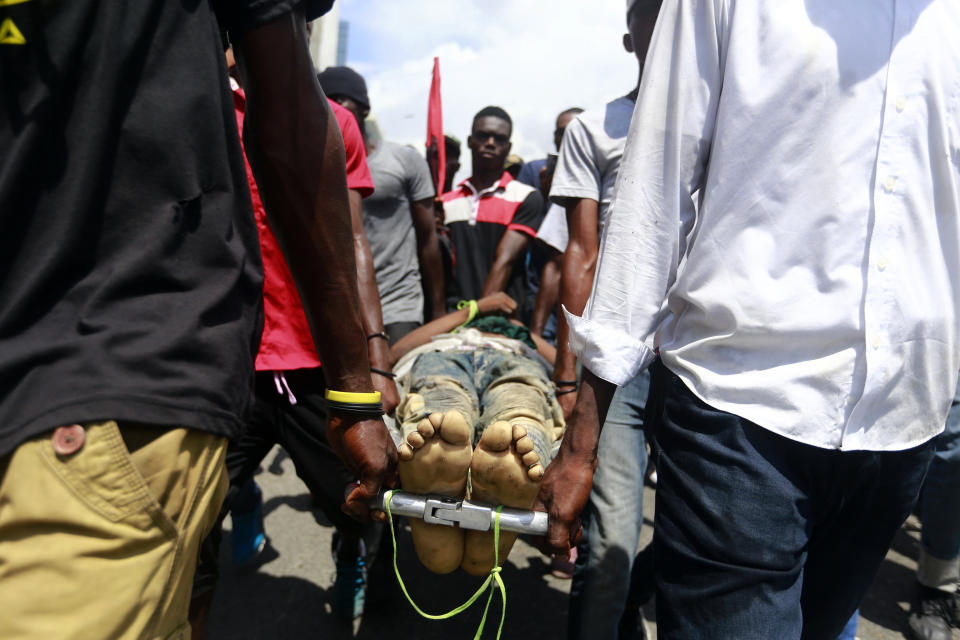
462,349,562,575
907,379,960,640
395,350,480,573
798,442,934,639
0,421,227,640
568,371,649,640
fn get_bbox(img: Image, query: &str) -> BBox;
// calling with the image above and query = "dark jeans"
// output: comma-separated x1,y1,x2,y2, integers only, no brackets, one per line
194,368,380,595
651,361,935,640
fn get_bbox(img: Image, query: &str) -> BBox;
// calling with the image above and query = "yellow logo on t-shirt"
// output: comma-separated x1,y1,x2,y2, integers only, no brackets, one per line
0,17,25,45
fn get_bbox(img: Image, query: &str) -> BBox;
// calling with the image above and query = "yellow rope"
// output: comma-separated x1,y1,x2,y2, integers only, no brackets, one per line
384,490,507,639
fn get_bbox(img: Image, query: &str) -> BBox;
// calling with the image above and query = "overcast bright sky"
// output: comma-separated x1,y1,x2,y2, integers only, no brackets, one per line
338,0,639,184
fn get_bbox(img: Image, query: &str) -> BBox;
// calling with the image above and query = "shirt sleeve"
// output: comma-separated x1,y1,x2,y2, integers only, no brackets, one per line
508,189,545,237
566,0,725,386
330,100,375,198
402,146,436,202
214,0,333,37
515,160,541,189
550,117,600,207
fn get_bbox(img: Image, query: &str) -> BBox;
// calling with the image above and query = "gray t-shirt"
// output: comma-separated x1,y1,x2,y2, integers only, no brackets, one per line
548,96,635,244
364,141,436,325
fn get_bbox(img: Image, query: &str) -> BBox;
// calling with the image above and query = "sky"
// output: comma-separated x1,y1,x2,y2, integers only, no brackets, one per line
337,0,639,185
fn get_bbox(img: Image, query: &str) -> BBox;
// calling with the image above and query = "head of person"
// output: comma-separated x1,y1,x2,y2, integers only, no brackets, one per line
554,107,584,151
467,106,513,177
317,66,371,136
444,134,462,192
504,154,524,179
623,0,663,69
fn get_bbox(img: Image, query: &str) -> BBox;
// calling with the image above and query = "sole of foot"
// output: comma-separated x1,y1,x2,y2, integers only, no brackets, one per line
397,410,473,574
461,420,544,576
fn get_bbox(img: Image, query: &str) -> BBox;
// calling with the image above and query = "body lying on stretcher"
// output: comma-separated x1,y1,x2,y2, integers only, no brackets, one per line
386,293,565,576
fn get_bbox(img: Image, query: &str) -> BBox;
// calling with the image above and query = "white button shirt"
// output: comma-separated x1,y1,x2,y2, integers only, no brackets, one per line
567,0,960,451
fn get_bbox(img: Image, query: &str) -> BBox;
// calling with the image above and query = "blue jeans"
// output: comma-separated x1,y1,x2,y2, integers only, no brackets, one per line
652,361,934,640
568,370,650,640
917,377,960,590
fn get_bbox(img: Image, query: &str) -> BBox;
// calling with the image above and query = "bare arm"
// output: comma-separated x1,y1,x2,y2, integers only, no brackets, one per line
553,198,600,417
234,11,396,519
411,197,446,321
530,248,562,336
481,229,530,299
348,189,400,414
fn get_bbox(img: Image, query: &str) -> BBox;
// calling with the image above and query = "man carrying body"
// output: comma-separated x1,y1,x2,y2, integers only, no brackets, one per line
0,2,395,637
441,107,545,318
319,66,446,341
547,3,661,638
539,1,960,638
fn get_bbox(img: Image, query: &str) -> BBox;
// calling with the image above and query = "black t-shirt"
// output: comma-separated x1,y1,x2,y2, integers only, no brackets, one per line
0,0,328,456
440,174,544,317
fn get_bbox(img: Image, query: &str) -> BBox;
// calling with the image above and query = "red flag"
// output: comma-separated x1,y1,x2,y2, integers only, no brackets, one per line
426,57,446,194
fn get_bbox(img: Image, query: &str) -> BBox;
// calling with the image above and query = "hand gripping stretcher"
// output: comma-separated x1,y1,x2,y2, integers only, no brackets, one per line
369,490,549,536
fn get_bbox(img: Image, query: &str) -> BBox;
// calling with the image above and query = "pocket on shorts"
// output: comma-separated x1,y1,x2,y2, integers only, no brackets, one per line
40,420,178,537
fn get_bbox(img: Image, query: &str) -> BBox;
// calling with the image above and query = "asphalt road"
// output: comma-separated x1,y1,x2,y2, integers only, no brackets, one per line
207,446,957,640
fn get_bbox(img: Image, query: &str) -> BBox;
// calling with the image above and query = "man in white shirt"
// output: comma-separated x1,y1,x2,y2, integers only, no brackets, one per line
547,2,661,638
536,1,960,638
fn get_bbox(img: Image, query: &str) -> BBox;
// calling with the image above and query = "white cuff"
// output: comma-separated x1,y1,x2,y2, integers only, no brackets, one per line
563,305,656,386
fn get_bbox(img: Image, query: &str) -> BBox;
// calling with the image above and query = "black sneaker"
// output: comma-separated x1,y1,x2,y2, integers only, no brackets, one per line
906,583,958,640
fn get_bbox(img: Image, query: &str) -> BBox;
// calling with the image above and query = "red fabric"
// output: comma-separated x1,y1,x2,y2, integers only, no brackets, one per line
426,57,446,193
232,86,373,371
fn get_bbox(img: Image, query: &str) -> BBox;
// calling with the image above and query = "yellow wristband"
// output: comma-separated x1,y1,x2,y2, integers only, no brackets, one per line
325,389,382,404
457,299,479,326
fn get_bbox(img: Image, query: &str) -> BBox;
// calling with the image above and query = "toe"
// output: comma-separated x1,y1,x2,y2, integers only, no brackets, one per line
417,418,435,439
399,443,414,460
515,435,534,454
522,451,540,467
407,432,425,448
528,464,544,481
428,412,445,429
439,410,472,445
479,421,512,451
512,424,527,440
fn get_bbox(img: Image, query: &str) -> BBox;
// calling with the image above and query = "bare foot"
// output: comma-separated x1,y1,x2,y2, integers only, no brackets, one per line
461,420,544,576
397,410,473,574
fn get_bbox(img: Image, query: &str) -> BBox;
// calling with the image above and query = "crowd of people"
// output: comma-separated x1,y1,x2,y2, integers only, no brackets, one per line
2,0,960,639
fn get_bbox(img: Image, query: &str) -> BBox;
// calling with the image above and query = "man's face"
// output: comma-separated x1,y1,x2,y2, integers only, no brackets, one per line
554,111,576,151
467,116,512,174
624,3,661,67
331,95,370,135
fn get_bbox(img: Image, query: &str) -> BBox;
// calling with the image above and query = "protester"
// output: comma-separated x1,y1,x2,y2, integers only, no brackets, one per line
538,2,960,639
441,107,544,318
0,3,396,638
319,66,446,339
190,51,390,634
906,379,960,640
546,3,661,637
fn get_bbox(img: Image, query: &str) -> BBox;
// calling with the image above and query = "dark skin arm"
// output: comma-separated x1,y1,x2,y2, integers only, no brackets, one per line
411,197,446,321
533,368,617,557
481,229,531,300
553,198,600,417
530,248,562,336
234,11,396,521
348,189,400,414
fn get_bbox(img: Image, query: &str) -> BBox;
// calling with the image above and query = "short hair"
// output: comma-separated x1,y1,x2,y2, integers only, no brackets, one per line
444,134,462,156
472,106,513,135
559,107,585,119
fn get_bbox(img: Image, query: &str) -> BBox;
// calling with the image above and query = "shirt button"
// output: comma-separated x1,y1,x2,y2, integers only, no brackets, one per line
51,424,86,456
895,96,907,112
883,177,897,193
877,256,888,271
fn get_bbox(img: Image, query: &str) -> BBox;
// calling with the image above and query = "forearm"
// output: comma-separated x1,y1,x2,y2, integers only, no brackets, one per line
236,15,371,392
481,260,513,297
416,235,446,321
554,240,596,381
558,369,617,460
390,305,473,361
349,190,392,370
530,250,562,335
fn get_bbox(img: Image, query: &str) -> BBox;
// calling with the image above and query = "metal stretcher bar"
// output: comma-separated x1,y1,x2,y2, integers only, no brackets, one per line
371,490,549,536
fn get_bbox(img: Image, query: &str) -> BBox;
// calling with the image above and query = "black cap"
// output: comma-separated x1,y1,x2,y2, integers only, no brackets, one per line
317,66,370,110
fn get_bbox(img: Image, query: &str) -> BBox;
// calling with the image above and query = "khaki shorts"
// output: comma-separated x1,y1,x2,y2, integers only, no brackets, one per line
0,420,228,640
